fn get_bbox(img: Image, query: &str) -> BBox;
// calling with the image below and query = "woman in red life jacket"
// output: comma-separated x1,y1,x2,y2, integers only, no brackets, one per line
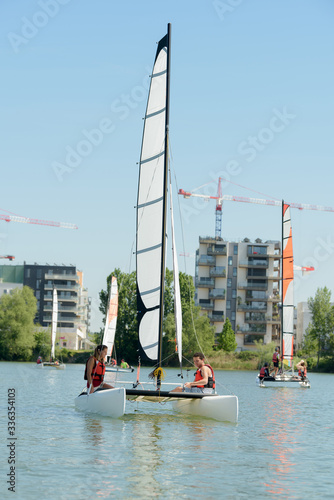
85,344,114,394
172,352,215,394
296,360,307,380
259,362,269,380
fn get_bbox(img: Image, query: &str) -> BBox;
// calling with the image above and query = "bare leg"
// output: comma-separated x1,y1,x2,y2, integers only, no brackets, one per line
170,386,183,393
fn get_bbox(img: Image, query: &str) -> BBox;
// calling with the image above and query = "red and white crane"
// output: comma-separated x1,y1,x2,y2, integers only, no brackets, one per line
178,178,334,239
0,255,15,261
0,210,78,229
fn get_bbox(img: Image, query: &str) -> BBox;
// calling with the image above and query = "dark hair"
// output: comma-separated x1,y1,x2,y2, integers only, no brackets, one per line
264,362,268,367
193,352,205,360
93,344,107,359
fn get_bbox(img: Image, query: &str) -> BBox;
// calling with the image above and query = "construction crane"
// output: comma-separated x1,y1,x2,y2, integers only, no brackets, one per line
0,255,15,261
178,179,334,238
0,211,78,229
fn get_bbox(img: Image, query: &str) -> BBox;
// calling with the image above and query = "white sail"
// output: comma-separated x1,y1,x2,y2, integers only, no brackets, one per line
51,288,58,359
102,276,118,358
282,203,294,367
169,180,182,364
136,32,169,361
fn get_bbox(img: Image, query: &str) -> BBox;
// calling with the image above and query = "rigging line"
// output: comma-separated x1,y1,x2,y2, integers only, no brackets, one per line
168,142,207,359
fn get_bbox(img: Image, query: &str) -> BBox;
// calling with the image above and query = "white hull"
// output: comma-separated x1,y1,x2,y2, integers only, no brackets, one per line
172,395,238,423
75,387,126,418
105,366,134,373
43,362,66,370
257,375,310,388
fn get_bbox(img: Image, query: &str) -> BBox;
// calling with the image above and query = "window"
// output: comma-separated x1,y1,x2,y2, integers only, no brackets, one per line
232,289,237,299
36,291,40,299
37,269,42,279
25,269,30,278
36,280,40,289
226,300,231,310
233,267,237,277
227,279,232,288
231,312,236,321
228,257,233,266
233,245,238,255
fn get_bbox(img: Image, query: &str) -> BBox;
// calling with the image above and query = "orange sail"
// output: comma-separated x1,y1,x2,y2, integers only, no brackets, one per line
282,203,294,367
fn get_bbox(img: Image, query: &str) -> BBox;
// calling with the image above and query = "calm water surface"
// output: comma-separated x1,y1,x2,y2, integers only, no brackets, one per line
1,362,333,499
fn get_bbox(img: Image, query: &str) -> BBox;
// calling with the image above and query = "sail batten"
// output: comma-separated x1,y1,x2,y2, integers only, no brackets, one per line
136,27,170,362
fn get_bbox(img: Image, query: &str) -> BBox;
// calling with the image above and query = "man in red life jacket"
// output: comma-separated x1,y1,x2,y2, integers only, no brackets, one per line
259,362,269,380
270,347,280,378
296,360,307,380
172,352,215,394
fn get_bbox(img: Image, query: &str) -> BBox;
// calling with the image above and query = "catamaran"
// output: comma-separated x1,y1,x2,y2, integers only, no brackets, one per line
43,288,65,369
75,24,238,422
258,202,310,388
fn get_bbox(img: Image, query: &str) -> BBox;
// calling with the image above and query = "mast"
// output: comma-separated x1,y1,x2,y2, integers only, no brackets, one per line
281,200,294,370
281,200,284,368
158,23,171,368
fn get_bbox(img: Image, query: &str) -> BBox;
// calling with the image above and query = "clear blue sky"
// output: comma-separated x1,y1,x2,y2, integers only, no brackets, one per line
1,0,333,331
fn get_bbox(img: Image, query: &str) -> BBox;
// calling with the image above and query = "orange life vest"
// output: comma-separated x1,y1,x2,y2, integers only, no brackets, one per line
194,364,215,389
84,357,105,386
298,366,307,377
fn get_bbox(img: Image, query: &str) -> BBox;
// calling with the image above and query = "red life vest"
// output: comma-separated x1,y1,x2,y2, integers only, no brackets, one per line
272,352,279,362
259,367,268,378
298,366,307,377
194,364,215,389
84,357,105,386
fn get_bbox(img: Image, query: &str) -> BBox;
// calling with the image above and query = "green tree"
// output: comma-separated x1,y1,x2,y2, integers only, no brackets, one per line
0,286,37,361
99,268,138,364
307,287,334,367
33,327,51,360
217,318,237,352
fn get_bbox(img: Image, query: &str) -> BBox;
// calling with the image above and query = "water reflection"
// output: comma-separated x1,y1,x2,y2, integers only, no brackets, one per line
262,389,303,498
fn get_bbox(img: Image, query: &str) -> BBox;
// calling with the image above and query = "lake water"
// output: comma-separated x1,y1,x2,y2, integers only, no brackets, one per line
1,362,333,499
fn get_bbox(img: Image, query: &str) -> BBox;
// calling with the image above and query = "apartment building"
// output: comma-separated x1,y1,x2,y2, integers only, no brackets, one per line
195,237,281,350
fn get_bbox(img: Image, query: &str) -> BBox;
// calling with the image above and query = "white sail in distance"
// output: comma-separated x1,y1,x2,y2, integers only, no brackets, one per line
136,29,169,361
282,203,294,367
51,288,58,359
102,276,118,357
169,180,182,365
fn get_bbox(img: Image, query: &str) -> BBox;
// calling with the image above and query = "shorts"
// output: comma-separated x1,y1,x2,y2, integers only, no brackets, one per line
183,387,214,394
273,361,279,368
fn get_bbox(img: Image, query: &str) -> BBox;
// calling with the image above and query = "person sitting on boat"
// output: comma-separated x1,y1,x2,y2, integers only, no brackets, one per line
172,352,215,394
111,358,117,366
259,362,269,381
36,356,42,364
296,359,307,380
120,359,129,369
85,344,114,394
270,347,280,378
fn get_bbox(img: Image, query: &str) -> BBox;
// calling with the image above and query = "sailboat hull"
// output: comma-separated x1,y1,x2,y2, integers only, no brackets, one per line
75,387,126,418
257,375,310,388
172,395,238,423
43,362,66,370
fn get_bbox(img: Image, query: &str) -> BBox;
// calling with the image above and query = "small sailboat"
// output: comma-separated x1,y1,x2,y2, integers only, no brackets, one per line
258,203,310,388
43,288,65,369
103,276,134,373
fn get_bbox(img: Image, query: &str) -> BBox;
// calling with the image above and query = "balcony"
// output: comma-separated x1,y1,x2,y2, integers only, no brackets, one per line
237,304,267,312
243,334,265,345
199,236,224,244
207,245,227,256
238,282,268,291
45,273,78,281
44,294,78,303
236,325,267,333
196,277,215,288
210,266,226,278
209,288,226,299
198,299,214,310
197,255,216,266
44,283,79,291
208,311,224,322
239,259,268,268
44,304,78,313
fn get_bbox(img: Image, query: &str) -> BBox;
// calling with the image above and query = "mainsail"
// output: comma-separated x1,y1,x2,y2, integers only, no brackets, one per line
136,26,170,362
51,288,58,359
282,202,294,367
102,276,118,358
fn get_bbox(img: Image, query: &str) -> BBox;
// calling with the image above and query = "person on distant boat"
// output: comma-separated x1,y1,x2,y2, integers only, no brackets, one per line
296,359,307,380
172,352,215,394
37,356,42,364
259,362,269,381
111,358,117,366
85,345,114,393
120,359,129,369
270,347,280,377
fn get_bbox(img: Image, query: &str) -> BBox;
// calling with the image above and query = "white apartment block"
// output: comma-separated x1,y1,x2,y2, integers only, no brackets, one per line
195,237,281,350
